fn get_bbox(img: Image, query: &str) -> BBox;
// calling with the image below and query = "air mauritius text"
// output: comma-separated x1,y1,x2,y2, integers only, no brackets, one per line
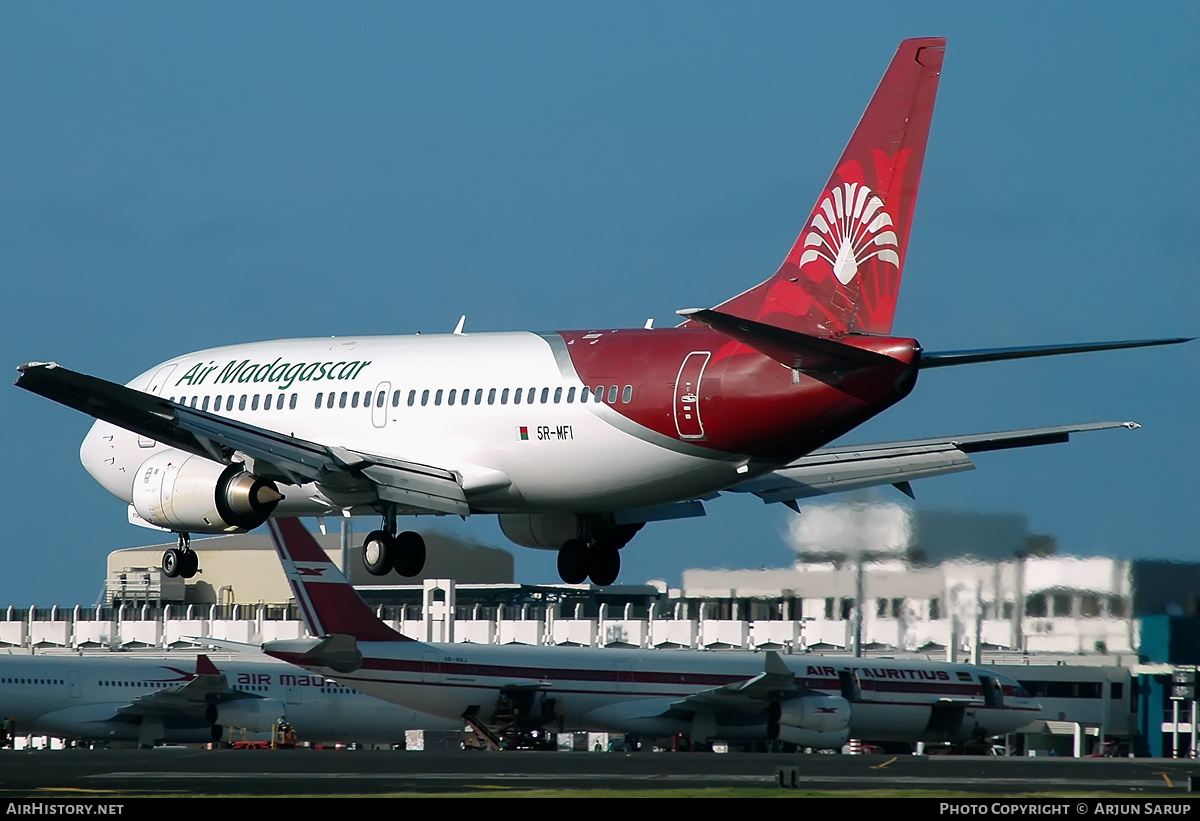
175,358,372,391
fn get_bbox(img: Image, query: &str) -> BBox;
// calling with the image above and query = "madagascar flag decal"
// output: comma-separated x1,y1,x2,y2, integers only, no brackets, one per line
517,426,529,441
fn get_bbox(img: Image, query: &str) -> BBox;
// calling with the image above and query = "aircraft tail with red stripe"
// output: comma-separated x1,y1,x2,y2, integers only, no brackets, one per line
265,518,410,643
713,37,945,338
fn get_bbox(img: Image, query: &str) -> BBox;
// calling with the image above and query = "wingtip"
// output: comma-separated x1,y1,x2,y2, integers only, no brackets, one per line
1121,421,1142,430
675,308,703,317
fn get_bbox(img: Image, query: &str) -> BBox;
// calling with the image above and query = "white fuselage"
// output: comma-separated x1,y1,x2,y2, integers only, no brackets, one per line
288,640,1042,744
81,333,744,524
0,652,460,745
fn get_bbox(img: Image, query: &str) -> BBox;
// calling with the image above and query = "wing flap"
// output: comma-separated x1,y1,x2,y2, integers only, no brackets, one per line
732,421,1139,504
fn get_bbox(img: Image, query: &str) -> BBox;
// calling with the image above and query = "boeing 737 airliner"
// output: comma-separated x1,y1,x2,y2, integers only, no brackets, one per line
15,38,1188,585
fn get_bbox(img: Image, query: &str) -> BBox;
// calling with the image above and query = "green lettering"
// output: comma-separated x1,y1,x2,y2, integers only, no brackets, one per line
327,362,345,380
267,361,289,383
216,359,249,384
254,358,281,383
279,363,305,389
337,361,359,379
175,362,205,386
352,360,372,379
297,362,321,383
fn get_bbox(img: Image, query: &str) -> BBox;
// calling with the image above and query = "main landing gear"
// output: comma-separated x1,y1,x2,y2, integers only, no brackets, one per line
162,533,199,579
362,508,427,578
557,539,622,586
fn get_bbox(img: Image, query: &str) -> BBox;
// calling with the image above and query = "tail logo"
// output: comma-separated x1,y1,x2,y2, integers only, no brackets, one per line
799,181,899,286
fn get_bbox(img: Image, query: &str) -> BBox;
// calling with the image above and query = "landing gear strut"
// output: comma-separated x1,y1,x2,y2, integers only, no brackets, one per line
162,532,199,579
362,508,426,578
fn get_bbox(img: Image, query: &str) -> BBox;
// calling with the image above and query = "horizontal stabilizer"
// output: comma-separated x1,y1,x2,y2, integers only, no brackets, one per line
920,338,1191,368
676,308,893,372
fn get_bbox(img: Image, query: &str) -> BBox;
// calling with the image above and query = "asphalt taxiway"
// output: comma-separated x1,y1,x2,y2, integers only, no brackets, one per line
4,750,1200,796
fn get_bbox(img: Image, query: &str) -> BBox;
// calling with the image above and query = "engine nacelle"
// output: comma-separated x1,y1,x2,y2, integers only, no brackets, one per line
774,694,851,734
498,513,580,550
769,694,852,748
499,513,644,550
212,698,287,733
132,449,281,534
775,725,851,749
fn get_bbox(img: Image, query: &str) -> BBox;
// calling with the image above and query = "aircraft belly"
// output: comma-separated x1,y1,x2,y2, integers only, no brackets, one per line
847,702,931,742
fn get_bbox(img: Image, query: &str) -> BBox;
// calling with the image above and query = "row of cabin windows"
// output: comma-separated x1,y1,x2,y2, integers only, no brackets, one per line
170,385,635,414
171,393,299,412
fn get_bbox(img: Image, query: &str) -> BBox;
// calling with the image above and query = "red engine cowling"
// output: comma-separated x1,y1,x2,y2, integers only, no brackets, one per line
132,449,281,533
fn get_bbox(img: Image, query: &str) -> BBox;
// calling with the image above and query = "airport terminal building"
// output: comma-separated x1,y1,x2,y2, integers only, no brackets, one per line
3,511,1199,757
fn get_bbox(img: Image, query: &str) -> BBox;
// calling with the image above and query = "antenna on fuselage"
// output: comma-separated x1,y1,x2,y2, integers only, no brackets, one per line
454,315,466,335
644,319,654,329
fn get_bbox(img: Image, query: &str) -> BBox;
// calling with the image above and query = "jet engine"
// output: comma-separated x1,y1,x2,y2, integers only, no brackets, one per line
769,694,852,749
210,698,287,733
132,449,282,534
498,513,642,550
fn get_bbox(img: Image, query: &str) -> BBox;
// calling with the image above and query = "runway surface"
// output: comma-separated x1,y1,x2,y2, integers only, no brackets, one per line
5,750,1200,796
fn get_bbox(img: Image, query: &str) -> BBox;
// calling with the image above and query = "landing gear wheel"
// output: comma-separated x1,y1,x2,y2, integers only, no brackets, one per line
162,548,183,578
362,530,395,576
180,550,199,579
587,544,620,586
394,531,426,577
557,539,589,584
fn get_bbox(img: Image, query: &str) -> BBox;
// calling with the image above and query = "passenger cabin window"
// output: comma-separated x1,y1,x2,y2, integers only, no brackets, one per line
239,395,247,411
540,388,549,404
392,390,401,407
593,386,604,402
376,390,385,408
488,388,496,405
250,395,259,410
190,396,199,408
526,388,535,404
201,396,210,411
290,393,298,410
567,387,576,403
474,389,483,405
553,387,562,404
622,385,632,403
435,389,443,406
214,395,223,411
351,391,360,408
421,389,430,406
580,387,588,403
607,386,618,404
501,388,509,404
448,389,457,405
326,392,335,409
264,394,273,410
407,390,416,407
514,388,523,404
339,392,347,409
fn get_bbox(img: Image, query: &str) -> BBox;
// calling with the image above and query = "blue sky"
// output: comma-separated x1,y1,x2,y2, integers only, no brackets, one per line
2,3,1196,605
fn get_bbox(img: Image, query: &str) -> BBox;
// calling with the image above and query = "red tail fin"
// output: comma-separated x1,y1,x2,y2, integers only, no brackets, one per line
266,518,410,642
714,37,945,337
195,654,221,676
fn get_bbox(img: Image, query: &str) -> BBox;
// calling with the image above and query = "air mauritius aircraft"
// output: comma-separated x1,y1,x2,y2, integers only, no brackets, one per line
14,38,1187,585
262,517,1042,749
0,651,460,748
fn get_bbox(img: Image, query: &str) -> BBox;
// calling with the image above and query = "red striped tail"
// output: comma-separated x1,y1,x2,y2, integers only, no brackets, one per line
266,518,411,642
712,37,945,338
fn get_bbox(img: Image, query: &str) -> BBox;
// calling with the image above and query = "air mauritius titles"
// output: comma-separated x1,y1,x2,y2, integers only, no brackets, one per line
174,357,372,391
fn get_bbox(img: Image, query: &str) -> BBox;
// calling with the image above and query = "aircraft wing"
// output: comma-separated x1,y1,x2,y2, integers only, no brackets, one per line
14,361,468,516
728,421,1140,505
668,651,797,713
115,656,246,719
